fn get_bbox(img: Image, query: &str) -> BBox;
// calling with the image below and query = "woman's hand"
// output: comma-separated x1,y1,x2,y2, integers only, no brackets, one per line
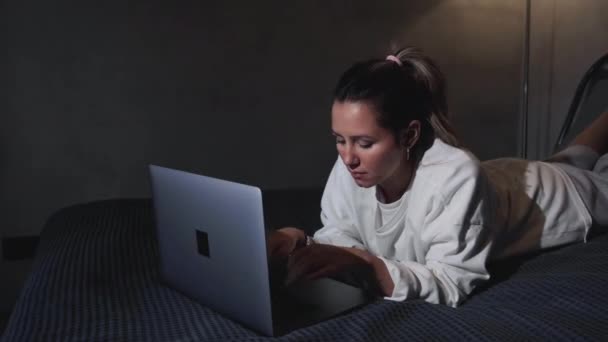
285,244,370,284
267,227,306,258
286,244,395,296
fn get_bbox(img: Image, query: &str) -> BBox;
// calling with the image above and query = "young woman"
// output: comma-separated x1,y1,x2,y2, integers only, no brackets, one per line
268,47,608,307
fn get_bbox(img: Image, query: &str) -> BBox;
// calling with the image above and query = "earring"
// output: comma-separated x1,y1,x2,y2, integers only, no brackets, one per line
406,147,410,161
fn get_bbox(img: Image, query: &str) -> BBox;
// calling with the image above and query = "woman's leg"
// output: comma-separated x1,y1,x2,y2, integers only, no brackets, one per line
546,112,608,236
546,111,608,169
570,111,608,156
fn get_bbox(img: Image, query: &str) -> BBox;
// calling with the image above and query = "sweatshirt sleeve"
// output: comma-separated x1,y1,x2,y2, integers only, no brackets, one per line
313,159,366,249
381,167,494,307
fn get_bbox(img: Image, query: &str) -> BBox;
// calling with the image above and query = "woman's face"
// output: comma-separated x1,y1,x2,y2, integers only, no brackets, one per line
331,100,408,190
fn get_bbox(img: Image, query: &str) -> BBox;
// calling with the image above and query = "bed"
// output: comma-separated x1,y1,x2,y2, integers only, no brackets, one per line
2,190,608,341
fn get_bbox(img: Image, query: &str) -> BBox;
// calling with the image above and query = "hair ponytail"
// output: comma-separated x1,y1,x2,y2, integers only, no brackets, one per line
428,111,460,147
394,47,461,148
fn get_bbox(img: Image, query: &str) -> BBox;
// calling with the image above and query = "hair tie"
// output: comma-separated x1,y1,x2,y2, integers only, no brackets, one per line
386,55,402,66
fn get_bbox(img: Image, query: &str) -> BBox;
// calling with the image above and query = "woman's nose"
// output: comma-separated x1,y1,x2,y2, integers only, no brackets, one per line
342,146,360,168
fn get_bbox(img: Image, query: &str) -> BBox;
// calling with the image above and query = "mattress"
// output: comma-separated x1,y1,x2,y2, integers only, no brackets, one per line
2,198,608,341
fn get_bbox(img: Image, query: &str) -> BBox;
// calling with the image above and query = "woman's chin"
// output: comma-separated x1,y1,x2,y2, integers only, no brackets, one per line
353,178,375,188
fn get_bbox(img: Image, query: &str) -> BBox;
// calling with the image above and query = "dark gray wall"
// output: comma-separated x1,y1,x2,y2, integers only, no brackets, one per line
526,0,608,159
2,1,525,236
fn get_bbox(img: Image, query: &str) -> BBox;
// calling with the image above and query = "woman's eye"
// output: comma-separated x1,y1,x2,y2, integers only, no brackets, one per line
335,139,345,145
358,141,373,149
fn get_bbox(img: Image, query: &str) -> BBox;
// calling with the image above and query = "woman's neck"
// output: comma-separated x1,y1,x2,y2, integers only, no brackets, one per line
378,161,415,203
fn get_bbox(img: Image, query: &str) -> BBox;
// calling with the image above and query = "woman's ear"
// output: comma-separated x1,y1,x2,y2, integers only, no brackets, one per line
400,120,421,149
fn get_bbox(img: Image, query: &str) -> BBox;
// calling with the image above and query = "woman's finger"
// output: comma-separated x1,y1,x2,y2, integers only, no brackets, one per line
278,242,296,258
268,232,297,258
285,252,323,285
287,244,312,268
302,265,335,281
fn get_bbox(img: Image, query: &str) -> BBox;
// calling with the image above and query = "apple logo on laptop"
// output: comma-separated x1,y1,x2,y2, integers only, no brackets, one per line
195,229,210,258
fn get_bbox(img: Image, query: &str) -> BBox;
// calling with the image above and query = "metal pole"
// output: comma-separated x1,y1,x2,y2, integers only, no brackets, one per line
519,0,531,159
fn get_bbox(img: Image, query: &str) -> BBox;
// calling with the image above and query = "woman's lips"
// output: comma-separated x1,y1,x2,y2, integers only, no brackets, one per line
350,172,366,179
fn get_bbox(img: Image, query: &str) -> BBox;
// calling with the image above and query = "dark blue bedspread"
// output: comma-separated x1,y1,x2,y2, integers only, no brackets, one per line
3,199,608,341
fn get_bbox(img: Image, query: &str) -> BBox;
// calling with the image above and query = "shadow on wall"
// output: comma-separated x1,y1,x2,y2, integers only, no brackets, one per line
2,0,523,239
263,188,324,235
1,0,442,237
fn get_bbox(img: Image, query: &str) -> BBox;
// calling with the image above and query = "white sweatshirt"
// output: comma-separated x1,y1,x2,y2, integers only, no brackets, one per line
313,138,591,307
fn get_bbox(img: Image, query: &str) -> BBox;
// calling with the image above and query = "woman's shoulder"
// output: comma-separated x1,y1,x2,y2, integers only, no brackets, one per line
417,139,481,179
411,139,483,204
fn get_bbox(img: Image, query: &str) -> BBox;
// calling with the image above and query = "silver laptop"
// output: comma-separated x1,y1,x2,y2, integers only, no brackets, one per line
149,165,372,336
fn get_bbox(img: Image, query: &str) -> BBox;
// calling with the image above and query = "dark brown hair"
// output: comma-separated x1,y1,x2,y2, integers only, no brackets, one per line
333,47,460,148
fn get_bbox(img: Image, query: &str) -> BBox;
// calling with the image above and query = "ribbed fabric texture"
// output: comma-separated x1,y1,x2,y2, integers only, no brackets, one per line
2,199,608,341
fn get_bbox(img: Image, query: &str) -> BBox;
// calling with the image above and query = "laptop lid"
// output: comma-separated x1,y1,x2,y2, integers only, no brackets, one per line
149,165,274,336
